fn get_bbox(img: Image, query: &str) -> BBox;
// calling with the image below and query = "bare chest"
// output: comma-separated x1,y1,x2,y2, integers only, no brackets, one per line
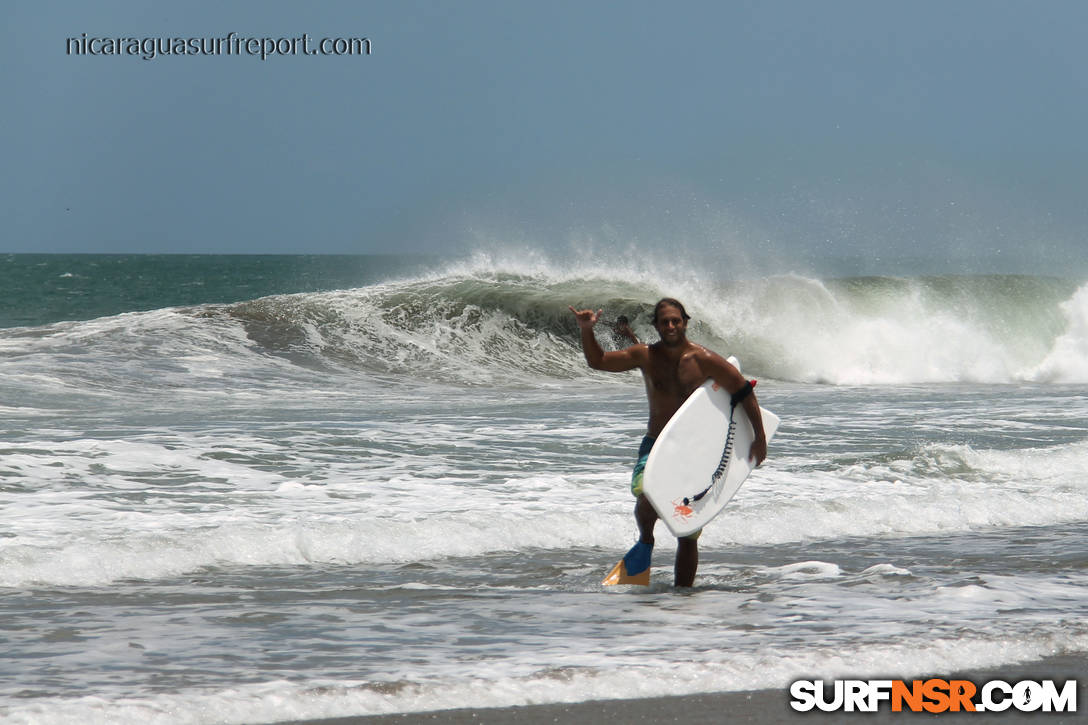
645,349,704,400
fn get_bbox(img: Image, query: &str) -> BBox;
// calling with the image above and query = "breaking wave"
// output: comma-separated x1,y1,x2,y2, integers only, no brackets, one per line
5,254,1086,386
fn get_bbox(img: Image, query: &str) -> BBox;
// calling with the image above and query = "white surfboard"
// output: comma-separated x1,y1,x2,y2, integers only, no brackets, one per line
641,357,779,538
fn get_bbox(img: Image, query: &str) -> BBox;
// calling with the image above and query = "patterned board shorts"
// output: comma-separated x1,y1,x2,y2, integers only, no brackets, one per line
630,435,655,497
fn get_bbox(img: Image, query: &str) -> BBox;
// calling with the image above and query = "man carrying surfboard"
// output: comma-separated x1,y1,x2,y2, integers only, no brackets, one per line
569,298,768,587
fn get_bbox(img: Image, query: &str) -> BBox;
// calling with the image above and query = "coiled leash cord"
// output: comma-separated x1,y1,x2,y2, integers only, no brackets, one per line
681,380,754,506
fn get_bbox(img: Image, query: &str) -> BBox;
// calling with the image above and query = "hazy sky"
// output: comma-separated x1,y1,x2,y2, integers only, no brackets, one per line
3,1,1087,270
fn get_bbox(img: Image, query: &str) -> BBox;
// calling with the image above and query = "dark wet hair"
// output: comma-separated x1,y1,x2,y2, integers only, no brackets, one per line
651,298,691,324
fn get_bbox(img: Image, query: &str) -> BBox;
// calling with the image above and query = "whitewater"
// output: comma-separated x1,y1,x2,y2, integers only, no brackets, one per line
1,254,1086,724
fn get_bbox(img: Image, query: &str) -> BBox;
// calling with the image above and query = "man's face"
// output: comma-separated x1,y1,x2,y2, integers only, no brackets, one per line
653,305,687,346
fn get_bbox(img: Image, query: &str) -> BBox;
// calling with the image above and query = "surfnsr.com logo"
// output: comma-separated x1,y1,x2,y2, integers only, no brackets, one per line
789,678,1078,713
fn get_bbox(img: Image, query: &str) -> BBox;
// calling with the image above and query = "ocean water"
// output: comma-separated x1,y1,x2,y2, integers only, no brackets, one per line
1,253,1086,724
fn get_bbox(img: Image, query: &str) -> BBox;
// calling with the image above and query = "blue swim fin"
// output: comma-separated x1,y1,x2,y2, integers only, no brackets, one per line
602,541,653,586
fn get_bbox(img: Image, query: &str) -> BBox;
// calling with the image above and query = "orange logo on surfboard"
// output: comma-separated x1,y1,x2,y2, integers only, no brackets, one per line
672,498,694,519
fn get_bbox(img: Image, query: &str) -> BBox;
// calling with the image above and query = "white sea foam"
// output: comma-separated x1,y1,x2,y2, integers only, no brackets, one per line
710,441,1088,547
3,434,1085,588
3,632,1085,725
0,508,631,588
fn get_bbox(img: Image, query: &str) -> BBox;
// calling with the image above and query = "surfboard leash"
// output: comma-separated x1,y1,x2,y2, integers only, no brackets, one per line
681,379,755,506
682,410,737,506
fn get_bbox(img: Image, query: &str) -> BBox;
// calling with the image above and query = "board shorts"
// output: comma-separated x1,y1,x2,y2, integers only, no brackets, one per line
631,436,701,541
630,436,655,498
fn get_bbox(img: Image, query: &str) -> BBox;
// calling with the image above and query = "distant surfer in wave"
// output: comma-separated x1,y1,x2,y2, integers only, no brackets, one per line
569,298,767,587
611,315,640,345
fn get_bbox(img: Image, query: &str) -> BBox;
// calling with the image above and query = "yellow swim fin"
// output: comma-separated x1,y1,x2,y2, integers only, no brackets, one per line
602,558,650,586
602,541,653,586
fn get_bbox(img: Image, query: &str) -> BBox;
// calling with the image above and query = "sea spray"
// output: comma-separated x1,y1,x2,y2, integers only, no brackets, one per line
1025,282,1088,382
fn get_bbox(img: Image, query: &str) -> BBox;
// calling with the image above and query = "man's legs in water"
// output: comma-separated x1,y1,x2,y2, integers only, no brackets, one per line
675,536,698,587
635,494,698,587
635,493,658,546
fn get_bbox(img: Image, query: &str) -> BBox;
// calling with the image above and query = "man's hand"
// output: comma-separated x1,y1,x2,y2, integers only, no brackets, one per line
569,306,602,331
749,436,767,467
